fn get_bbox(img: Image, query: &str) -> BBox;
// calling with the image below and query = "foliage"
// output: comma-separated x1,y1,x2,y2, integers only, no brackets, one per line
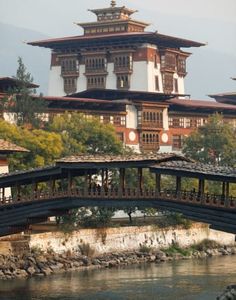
193,239,220,251
60,207,117,229
5,57,46,127
139,244,153,253
49,112,123,156
78,243,95,257
183,114,236,166
162,242,191,257
0,119,63,170
157,212,192,229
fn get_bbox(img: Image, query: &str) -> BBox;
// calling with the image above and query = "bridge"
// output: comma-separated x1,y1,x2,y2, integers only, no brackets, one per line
0,153,236,236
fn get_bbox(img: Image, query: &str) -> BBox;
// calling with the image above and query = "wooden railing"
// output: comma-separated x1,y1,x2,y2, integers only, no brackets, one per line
0,189,236,210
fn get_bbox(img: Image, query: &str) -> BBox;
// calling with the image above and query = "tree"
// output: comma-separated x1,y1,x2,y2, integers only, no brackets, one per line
6,57,46,127
49,112,123,156
183,114,236,166
0,119,63,170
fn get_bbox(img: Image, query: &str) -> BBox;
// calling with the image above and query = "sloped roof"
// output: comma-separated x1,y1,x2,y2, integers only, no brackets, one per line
0,139,29,154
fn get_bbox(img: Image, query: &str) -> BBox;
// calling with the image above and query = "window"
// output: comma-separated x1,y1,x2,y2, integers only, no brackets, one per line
61,58,78,75
177,57,186,74
113,115,126,127
154,55,158,68
172,135,183,150
161,52,176,71
155,76,160,91
141,132,159,151
114,55,132,72
169,117,184,128
163,73,173,93
64,77,77,94
87,76,106,89
85,57,106,73
117,74,130,89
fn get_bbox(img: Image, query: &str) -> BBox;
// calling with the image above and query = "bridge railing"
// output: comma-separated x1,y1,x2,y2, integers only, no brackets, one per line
0,188,236,210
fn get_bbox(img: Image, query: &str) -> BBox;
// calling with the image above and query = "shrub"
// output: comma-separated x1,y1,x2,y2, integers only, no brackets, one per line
139,244,152,253
193,239,220,251
78,243,95,257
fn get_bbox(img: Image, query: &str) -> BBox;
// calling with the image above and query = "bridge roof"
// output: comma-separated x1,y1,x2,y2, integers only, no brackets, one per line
56,153,188,169
0,153,188,187
150,161,236,182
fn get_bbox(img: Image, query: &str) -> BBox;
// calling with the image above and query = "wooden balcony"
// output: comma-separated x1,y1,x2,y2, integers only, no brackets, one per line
85,67,108,75
114,65,133,73
138,121,163,130
61,69,79,77
140,142,160,152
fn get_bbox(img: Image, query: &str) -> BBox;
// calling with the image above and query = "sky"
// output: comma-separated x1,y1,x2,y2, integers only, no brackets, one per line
1,0,236,37
0,0,236,98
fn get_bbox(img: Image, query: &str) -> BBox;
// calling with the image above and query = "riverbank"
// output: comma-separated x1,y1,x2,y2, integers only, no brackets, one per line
0,223,235,281
0,242,236,281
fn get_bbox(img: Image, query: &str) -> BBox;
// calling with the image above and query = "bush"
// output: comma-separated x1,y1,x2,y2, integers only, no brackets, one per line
193,239,220,251
78,243,95,257
139,244,152,253
162,242,191,257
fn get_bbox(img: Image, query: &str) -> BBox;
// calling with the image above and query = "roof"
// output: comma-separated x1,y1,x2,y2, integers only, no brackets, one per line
28,31,204,49
150,161,236,183
0,77,39,91
0,153,189,187
209,92,236,105
71,89,185,102
168,98,236,113
56,153,190,168
0,139,29,154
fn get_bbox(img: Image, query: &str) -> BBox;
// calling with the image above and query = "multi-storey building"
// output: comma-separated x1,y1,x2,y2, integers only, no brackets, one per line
1,2,236,154
29,1,204,97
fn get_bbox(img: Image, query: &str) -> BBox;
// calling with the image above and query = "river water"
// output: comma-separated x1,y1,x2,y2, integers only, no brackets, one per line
1,255,236,300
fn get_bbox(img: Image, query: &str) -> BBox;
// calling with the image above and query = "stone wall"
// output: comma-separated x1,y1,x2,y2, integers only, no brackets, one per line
28,223,235,255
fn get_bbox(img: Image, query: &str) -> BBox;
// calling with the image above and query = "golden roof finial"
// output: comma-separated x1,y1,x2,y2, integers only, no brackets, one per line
111,0,116,8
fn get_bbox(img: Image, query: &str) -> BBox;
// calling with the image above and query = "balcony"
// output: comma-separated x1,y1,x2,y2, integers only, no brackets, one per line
138,121,163,130
114,65,133,74
61,69,79,77
141,142,160,152
85,67,107,75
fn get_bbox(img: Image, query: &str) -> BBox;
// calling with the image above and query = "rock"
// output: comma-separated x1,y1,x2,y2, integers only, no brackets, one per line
15,269,28,278
50,263,64,272
27,266,36,276
28,256,37,265
41,267,52,276
108,260,118,268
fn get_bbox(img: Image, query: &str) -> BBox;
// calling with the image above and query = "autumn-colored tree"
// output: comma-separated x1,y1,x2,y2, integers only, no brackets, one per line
183,114,236,166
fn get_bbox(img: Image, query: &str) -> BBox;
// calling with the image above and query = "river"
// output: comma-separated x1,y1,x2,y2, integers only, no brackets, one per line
1,255,236,300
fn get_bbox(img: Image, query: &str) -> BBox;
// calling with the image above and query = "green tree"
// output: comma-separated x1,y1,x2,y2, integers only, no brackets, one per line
50,112,123,155
6,57,46,127
0,119,63,170
183,114,236,166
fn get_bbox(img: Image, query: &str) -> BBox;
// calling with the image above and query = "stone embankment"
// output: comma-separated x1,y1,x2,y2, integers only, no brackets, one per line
0,245,236,280
217,285,236,300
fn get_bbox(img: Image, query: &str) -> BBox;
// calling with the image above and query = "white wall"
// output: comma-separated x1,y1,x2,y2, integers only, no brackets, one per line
106,63,117,90
131,61,149,91
48,66,65,96
29,224,236,255
0,164,11,198
126,105,137,129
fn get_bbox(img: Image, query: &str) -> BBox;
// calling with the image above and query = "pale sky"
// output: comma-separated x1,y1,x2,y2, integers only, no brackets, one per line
1,0,236,37
0,0,235,98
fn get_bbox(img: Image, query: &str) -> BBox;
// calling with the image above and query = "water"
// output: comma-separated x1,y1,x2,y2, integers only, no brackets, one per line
1,255,236,300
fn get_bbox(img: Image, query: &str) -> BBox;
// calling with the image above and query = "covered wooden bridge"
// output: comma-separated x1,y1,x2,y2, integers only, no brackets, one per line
0,153,235,236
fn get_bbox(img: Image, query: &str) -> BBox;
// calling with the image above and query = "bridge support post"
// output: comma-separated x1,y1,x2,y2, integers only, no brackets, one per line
155,174,161,196
176,176,181,199
138,168,143,194
67,171,73,193
198,179,205,203
119,168,125,196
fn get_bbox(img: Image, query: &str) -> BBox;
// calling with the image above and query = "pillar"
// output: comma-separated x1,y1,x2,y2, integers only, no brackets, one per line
119,168,126,191
198,179,205,203
67,171,73,192
155,174,161,195
138,168,143,192
222,182,226,199
176,176,182,196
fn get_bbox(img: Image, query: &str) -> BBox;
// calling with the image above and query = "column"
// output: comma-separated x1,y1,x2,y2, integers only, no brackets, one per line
119,168,126,195
138,168,143,193
198,179,205,203
155,174,161,196
176,176,182,198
